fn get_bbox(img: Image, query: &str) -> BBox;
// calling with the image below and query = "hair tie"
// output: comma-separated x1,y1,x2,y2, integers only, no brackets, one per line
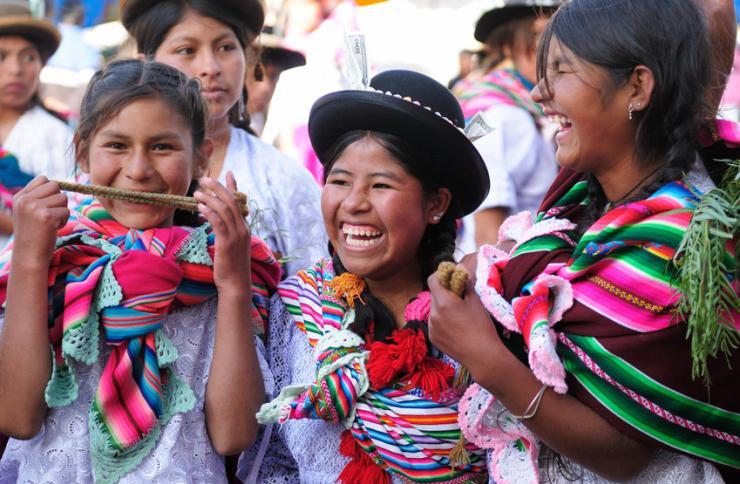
404,291,431,323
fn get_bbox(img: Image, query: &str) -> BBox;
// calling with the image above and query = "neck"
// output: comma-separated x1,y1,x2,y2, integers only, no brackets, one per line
595,155,663,204
365,268,424,330
205,115,232,179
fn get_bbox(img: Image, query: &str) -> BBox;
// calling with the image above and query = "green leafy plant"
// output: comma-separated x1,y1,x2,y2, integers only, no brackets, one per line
674,159,739,385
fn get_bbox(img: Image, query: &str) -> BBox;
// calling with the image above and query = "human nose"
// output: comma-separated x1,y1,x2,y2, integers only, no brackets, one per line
341,184,370,213
197,50,221,79
6,54,22,75
124,149,155,181
531,78,549,103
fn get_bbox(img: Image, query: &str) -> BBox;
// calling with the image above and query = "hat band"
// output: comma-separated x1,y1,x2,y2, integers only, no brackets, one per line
366,86,464,133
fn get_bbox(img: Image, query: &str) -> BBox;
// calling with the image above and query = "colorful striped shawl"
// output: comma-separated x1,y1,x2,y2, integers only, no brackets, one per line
0,148,33,210
473,170,739,478
0,199,280,483
257,260,487,483
454,68,544,124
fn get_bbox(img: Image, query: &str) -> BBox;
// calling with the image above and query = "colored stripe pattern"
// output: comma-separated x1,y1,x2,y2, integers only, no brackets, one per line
474,177,740,470
454,68,544,124
263,260,487,482
0,198,280,470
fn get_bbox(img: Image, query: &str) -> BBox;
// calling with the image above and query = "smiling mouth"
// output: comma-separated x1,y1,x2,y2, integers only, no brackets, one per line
549,114,572,131
342,224,383,248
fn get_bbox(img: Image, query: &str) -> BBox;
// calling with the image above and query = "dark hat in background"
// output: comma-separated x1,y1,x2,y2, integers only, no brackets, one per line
259,26,305,71
474,0,562,43
120,0,266,37
0,0,60,61
308,70,490,217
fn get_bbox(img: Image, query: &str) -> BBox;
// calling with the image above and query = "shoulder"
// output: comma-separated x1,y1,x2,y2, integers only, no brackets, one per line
26,106,72,135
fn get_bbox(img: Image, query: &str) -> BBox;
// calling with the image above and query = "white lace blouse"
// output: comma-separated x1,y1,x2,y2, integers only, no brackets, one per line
0,299,272,483
220,128,327,277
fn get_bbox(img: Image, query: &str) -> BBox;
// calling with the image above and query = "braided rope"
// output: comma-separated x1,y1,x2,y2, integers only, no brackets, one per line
54,181,249,216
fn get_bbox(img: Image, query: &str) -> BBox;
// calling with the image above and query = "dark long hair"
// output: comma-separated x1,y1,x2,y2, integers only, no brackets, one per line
536,0,712,230
324,130,457,343
73,59,208,226
126,0,258,134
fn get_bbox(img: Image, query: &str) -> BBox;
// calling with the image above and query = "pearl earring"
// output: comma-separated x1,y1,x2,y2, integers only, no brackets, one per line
433,214,442,222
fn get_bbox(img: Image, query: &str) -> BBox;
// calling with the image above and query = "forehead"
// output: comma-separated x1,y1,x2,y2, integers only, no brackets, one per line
162,8,239,44
0,35,39,52
331,136,410,174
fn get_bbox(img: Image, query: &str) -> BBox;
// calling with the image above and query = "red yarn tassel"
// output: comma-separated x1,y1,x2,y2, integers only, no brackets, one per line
338,430,391,484
407,357,455,401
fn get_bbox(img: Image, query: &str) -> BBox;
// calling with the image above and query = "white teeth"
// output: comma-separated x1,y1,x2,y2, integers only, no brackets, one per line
346,234,381,247
342,225,382,237
548,114,570,128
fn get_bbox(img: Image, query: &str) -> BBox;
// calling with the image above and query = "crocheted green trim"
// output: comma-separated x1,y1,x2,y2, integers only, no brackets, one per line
674,159,739,385
89,370,196,484
176,224,213,266
45,345,77,407
45,235,123,407
44,228,210,480
156,329,179,366
256,384,306,424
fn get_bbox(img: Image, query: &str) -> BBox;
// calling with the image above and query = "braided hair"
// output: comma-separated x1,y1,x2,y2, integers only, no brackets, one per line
323,130,457,343
536,0,712,232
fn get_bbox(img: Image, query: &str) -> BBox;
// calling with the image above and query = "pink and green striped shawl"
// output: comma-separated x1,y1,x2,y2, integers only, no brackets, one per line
0,198,280,483
473,170,739,479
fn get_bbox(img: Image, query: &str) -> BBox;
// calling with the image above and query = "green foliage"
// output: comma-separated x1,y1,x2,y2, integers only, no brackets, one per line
674,160,739,385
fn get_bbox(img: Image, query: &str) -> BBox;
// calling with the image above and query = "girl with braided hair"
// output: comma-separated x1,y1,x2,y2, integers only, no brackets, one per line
0,59,281,483
428,0,739,482
239,70,491,483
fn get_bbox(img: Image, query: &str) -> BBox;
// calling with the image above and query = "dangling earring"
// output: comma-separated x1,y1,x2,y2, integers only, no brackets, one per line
238,91,246,122
628,103,634,121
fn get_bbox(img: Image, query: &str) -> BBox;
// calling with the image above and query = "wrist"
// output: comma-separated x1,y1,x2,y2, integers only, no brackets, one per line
467,337,525,395
10,251,52,272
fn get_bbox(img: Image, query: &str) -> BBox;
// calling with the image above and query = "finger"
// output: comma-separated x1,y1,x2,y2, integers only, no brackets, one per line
196,177,240,228
25,178,62,199
46,193,70,208
225,170,238,192
46,207,70,229
21,175,49,192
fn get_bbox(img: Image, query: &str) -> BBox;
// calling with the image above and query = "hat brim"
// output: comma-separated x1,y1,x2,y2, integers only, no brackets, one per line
121,0,265,38
309,90,489,217
0,17,60,60
474,5,557,43
261,46,306,70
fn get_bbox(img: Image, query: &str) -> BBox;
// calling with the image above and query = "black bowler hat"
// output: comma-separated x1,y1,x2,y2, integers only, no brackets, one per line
308,70,490,217
475,0,562,43
120,0,265,38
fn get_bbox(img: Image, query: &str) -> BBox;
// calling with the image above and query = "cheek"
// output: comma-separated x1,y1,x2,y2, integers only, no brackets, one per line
320,191,340,236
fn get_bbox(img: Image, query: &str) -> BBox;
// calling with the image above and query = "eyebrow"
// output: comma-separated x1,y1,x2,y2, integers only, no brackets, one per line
97,129,184,141
369,171,402,181
166,32,237,45
327,167,402,181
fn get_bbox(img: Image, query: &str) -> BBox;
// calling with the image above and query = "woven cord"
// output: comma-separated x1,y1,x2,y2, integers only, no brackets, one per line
54,180,249,216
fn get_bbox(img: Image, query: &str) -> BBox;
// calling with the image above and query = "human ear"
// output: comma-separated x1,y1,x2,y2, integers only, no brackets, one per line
192,138,214,178
426,187,452,224
628,65,655,115
77,153,90,174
